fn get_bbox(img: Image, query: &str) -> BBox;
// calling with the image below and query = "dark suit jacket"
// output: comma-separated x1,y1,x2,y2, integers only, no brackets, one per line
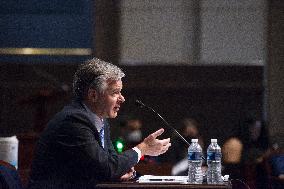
0,161,23,189
27,101,138,189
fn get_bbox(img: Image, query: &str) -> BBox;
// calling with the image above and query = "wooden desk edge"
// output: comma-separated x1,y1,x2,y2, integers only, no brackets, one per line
96,181,232,189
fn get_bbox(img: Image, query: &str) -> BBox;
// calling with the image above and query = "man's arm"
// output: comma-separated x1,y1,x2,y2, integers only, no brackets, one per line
55,118,138,181
119,128,171,181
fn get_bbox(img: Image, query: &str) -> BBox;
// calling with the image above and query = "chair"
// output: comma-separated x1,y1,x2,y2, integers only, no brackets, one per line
0,160,23,189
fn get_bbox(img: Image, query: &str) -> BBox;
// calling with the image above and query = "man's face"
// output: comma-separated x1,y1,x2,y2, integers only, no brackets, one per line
94,80,125,119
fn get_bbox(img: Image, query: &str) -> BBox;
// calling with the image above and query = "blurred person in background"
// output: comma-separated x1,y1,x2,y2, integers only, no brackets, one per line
120,116,143,148
112,116,143,155
170,118,204,175
222,125,244,180
222,114,271,188
241,117,270,164
241,116,270,189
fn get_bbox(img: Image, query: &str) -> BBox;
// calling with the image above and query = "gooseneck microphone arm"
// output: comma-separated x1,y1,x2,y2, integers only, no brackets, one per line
135,99,190,146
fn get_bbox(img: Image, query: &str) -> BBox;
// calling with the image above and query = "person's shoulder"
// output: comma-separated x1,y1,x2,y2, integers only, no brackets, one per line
48,102,91,129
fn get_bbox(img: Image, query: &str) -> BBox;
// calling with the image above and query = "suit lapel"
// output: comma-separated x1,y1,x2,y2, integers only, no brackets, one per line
70,101,104,148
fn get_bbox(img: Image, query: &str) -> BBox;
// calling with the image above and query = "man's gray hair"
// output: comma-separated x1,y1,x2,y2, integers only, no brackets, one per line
72,58,125,100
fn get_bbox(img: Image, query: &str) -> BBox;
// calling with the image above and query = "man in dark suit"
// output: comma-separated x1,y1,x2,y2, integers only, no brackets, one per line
27,58,171,189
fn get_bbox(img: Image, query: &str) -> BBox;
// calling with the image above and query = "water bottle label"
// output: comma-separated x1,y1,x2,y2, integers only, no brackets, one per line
188,152,202,160
207,152,221,160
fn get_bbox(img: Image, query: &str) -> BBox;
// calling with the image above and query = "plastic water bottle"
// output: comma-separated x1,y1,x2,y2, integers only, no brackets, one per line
206,139,223,184
188,139,203,184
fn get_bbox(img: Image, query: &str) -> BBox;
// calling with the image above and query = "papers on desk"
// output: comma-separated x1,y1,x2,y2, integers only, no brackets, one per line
138,175,188,183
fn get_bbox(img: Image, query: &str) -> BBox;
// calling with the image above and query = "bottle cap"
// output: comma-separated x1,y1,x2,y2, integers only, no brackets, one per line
211,139,217,142
191,139,198,142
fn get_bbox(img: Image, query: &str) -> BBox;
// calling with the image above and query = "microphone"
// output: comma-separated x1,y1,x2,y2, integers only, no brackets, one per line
135,99,190,146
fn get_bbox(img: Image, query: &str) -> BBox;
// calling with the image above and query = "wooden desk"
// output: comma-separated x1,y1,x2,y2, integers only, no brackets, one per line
96,181,232,189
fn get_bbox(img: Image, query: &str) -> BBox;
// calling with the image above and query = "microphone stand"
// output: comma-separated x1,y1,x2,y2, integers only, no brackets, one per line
135,100,190,146
136,100,206,161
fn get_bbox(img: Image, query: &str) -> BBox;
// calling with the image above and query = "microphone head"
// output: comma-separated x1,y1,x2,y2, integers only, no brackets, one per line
135,99,146,108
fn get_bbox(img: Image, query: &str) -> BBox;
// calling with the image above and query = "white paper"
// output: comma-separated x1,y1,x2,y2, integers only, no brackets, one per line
138,175,188,183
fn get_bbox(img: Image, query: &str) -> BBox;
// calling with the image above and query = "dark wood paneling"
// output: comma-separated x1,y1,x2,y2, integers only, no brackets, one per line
0,63,263,138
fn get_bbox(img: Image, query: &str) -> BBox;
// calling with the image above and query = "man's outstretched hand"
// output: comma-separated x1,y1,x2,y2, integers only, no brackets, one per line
137,128,171,156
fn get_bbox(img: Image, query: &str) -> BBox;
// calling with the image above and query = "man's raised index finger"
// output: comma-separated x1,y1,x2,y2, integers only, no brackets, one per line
151,128,164,138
